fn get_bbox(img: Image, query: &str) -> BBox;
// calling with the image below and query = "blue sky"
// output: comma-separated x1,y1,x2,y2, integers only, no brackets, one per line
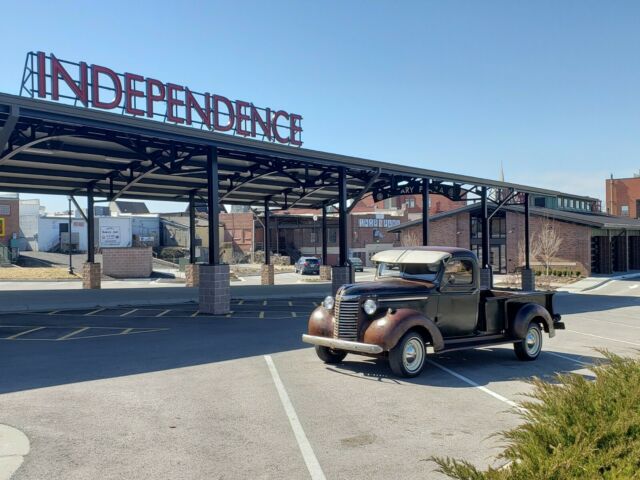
1,0,638,213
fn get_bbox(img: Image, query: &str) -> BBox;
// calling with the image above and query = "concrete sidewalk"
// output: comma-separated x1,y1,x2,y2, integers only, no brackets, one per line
0,283,331,313
557,271,640,293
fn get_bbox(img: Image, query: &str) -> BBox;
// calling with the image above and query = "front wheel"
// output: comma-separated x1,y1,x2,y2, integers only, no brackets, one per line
514,322,543,361
389,331,427,377
315,345,347,364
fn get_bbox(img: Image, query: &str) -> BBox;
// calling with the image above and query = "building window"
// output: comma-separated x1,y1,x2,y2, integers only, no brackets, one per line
328,228,337,243
491,217,506,238
621,205,630,217
471,217,481,239
534,197,546,208
407,197,415,208
310,231,317,243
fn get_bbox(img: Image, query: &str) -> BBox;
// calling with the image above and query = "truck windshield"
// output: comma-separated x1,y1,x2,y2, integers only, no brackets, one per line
376,262,441,281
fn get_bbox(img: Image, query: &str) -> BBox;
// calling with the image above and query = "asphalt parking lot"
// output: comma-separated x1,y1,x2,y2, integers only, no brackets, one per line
1,280,640,480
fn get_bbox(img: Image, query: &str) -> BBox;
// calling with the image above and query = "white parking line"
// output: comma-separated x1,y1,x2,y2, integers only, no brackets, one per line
566,329,640,347
6,326,45,340
264,355,326,480
120,309,138,317
425,359,526,412
57,327,89,340
156,309,171,317
545,351,591,366
86,308,105,316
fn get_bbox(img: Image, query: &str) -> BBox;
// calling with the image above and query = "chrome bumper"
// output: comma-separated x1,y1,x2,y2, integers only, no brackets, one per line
302,334,383,354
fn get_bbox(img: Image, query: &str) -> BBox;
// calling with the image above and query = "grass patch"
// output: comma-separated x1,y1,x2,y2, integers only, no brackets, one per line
432,351,640,479
0,267,80,280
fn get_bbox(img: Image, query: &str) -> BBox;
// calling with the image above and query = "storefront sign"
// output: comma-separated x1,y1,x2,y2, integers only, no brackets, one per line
23,52,303,146
100,225,121,246
358,218,402,228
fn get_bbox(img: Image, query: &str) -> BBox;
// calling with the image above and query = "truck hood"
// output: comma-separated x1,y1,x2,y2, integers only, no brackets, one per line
338,278,435,298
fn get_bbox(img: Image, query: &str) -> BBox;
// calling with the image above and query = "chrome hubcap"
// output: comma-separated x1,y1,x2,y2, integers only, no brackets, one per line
402,337,424,373
525,327,541,356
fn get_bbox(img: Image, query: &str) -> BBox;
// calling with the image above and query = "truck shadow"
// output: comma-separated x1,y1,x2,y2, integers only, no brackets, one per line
555,290,640,315
327,347,602,388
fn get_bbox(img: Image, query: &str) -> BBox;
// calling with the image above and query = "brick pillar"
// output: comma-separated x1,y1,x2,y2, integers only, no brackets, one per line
261,264,275,285
185,264,200,287
331,266,353,296
199,264,230,314
319,265,332,281
480,268,493,290
521,268,536,291
83,262,101,289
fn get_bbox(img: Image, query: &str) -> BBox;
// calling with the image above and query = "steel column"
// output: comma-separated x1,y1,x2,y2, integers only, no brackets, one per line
524,193,530,269
206,147,220,266
188,191,196,264
67,196,74,275
322,205,328,265
481,187,490,269
338,168,348,266
422,178,430,246
87,185,95,263
264,199,270,265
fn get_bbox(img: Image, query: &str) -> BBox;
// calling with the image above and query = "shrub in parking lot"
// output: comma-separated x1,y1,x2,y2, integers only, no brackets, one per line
431,351,640,479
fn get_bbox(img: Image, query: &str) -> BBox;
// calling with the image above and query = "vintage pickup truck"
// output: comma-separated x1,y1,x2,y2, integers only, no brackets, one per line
302,247,564,377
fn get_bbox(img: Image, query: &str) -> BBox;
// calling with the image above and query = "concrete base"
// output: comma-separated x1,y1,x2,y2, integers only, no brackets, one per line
331,266,354,296
185,264,200,287
261,264,275,286
521,268,536,291
319,265,332,281
82,262,101,289
199,264,231,314
480,268,493,290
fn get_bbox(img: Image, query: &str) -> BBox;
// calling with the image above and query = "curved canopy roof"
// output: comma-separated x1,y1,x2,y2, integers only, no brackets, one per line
0,93,598,209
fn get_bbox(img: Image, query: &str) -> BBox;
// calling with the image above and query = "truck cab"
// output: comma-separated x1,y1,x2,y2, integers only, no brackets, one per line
302,247,564,377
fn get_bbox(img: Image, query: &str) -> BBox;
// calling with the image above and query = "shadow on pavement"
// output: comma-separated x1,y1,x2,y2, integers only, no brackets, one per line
555,292,640,315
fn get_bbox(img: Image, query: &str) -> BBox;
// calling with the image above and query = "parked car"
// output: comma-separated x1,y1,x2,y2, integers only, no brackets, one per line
302,246,564,377
349,257,364,272
295,256,320,275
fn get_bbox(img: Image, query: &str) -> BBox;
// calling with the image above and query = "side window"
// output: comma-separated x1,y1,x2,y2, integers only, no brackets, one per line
444,259,474,285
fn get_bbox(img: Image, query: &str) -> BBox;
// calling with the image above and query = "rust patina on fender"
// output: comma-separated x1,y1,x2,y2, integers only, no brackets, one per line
363,308,445,352
308,306,335,338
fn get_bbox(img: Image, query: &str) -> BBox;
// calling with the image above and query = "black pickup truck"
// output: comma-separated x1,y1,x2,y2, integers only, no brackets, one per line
302,246,564,377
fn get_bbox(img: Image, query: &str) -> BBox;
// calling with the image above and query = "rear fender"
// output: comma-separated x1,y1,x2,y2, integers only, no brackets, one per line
511,303,555,339
363,308,444,352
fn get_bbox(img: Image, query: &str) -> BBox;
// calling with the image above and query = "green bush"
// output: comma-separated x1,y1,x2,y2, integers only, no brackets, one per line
431,351,640,479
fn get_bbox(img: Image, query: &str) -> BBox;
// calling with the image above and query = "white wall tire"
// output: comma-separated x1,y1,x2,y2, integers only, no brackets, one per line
514,322,543,361
389,331,426,377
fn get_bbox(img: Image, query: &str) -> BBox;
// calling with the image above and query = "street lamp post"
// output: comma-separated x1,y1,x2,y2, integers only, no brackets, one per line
67,196,74,275
313,215,318,257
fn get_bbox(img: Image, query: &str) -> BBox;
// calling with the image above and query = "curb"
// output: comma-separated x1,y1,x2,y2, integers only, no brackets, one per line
560,272,640,293
0,424,29,480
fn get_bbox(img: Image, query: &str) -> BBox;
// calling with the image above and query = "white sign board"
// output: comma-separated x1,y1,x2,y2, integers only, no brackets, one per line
358,218,402,228
100,226,122,246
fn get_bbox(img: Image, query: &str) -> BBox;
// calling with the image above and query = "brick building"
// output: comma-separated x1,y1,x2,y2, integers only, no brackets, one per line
389,203,640,276
606,175,640,218
0,193,20,264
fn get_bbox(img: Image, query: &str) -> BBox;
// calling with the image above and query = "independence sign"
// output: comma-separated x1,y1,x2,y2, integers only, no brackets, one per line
22,52,303,146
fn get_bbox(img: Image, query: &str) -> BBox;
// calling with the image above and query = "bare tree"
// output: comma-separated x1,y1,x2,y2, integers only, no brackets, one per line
401,229,422,247
517,233,542,270
537,218,562,276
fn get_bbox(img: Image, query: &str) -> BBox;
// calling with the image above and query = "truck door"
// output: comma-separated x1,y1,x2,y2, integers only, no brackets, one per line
436,258,479,337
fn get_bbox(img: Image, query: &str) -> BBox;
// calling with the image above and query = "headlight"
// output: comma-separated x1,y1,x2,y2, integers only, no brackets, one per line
322,296,335,310
363,298,377,315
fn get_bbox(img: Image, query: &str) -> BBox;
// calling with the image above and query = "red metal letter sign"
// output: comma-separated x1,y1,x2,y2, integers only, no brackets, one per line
213,95,235,132
91,65,123,109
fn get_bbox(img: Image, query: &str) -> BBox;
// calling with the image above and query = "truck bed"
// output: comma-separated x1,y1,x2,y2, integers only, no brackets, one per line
479,289,556,334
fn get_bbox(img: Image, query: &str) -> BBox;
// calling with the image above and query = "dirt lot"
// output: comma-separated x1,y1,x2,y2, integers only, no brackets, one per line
0,267,79,280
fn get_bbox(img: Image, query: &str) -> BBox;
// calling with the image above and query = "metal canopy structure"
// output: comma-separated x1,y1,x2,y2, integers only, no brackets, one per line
0,93,596,210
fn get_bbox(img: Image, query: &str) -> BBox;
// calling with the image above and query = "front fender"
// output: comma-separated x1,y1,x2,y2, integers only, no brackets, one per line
363,308,444,352
511,303,555,339
308,306,335,338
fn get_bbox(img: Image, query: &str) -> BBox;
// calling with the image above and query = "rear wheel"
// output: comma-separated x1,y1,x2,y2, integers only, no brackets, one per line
389,331,427,377
514,322,543,361
315,345,347,364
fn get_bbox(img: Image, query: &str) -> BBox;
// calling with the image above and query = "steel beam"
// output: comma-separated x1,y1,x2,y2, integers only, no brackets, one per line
322,205,328,265
206,147,220,266
0,105,19,152
87,184,95,263
338,168,348,266
264,198,271,265
524,193,530,270
481,187,490,269
422,178,430,246
189,191,197,264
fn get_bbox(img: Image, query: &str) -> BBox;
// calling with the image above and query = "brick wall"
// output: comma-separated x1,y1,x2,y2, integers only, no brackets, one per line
506,212,591,275
220,212,254,255
102,247,153,278
0,199,19,245
399,212,471,248
606,177,640,218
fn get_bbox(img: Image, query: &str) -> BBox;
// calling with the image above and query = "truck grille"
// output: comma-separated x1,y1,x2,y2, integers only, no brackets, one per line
333,296,359,341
